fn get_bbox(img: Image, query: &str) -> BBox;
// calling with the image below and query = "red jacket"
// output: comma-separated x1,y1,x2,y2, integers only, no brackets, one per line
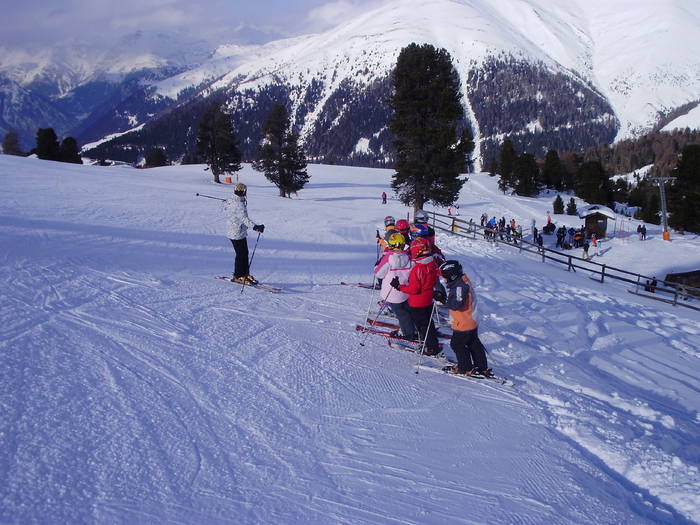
399,256,437,307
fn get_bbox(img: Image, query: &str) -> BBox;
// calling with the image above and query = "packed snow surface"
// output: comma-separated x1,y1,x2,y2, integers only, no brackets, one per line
1,156,699,524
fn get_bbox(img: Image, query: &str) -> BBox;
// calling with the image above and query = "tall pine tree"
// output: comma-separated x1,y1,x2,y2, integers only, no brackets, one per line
541,150,566,190
575,161,612,205
513,153,540,196
196,102,241,184
35,128,60,161
667,144,700,233
497,139,517,194
389,43,472,211
253,104,309,197
59,137,83,164
2,129,23,156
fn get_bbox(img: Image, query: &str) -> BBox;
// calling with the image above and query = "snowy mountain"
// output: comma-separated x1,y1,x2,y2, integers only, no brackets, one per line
0,33,216,148
1,153,699,523
85,0,700,166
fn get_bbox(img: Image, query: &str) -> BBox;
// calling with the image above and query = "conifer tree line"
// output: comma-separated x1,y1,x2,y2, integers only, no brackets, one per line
195,101,309,196
2,127,83,164
489,138,700,234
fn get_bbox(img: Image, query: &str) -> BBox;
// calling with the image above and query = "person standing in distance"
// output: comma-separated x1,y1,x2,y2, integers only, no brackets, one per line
223,183,264,284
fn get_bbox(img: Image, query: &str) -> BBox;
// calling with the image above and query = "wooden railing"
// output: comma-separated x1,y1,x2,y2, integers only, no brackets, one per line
428,211,700,312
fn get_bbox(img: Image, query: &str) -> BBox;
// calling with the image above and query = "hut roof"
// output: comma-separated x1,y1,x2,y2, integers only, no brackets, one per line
578,204,616,220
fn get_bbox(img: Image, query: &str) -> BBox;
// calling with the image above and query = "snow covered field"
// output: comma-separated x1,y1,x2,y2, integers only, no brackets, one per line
1,155,699,524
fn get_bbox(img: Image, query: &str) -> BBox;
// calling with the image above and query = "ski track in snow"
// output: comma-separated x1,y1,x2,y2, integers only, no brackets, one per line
1,157,699,524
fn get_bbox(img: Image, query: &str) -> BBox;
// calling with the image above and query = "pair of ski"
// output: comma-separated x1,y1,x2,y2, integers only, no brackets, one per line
357,323,511,386
340,281,378,289
216,276,283,293
366,317,451,340
416,363,512,386
355,324,444,350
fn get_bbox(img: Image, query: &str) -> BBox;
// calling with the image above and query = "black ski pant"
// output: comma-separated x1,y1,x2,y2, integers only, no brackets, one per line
388,301,416,339
450,327,488,373
409,304,439,354
230,237,249,278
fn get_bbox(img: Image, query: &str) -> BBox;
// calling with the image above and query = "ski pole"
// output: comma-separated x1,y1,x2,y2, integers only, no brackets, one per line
360,273,379,333
195,192,225,202
240,231,262,295
359,284,393,347
415,301,438,374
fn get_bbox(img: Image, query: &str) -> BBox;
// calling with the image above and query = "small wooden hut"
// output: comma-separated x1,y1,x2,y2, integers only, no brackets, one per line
578,204,616,238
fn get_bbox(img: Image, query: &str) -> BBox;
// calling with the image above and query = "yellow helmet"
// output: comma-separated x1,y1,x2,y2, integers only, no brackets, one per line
234,183,247,195
387,233,406,250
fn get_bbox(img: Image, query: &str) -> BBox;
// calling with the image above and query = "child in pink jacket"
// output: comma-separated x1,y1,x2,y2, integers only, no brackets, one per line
374,233,416,339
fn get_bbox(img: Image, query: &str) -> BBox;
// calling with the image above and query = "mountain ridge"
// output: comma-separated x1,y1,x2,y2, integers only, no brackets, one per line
3,0,700,165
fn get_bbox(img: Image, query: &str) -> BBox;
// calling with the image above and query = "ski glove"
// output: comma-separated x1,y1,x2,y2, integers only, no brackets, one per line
253,224,265,233
390,276,401,290
433,288,447,304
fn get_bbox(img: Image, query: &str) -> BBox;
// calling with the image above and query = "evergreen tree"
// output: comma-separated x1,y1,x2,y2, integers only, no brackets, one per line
628,182,649,207
35,128,60,161
498,139,517,194
667,144,700,233
513,153,540,196
575,161,612,204
566,197,578,216
389,43,471,211
2,129,23,156
560,152,582,191
196,102,241,184
552,194,565,214
641,192,661,225
541,150,566,190
144,148,168,168
611,178,630,203
59,137,83,164
279,132,309,197
253,104,309,197
485,156,498,177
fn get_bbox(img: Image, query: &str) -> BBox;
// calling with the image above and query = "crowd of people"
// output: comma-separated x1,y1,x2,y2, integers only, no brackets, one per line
476,212,602,260
372,211,491,377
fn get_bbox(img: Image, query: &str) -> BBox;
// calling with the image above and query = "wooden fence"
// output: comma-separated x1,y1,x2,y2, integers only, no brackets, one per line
428,211,700,313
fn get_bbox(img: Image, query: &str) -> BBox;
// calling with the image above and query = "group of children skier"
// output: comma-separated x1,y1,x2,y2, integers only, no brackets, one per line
219,184,490,376
373,212,491,377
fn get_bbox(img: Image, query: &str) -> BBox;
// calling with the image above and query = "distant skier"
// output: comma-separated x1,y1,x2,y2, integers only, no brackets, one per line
381,191,387,204
582,240,590,260
375,233,416,340
223,183,264,284
438,260,491,376
390,238,440,356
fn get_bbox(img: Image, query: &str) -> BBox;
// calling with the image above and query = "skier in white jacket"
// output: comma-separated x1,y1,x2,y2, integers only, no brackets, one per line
223,183,264,284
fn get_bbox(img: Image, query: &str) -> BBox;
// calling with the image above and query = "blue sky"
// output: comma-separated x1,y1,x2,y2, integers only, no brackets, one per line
1,0,384,49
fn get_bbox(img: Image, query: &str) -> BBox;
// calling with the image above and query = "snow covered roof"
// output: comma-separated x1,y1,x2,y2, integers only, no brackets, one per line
578,204,616,220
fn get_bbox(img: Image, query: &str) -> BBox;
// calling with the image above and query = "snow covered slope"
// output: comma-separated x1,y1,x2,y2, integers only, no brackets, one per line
1,155,699,524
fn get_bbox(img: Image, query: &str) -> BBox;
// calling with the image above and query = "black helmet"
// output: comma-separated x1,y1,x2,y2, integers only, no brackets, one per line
440,260,463,282
384,215,396,227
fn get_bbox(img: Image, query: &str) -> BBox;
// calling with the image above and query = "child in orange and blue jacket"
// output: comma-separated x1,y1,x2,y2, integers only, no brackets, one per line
438,259,491,376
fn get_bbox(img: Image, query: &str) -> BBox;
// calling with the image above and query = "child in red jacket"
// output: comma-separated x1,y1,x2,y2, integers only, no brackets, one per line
390,238,440,355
